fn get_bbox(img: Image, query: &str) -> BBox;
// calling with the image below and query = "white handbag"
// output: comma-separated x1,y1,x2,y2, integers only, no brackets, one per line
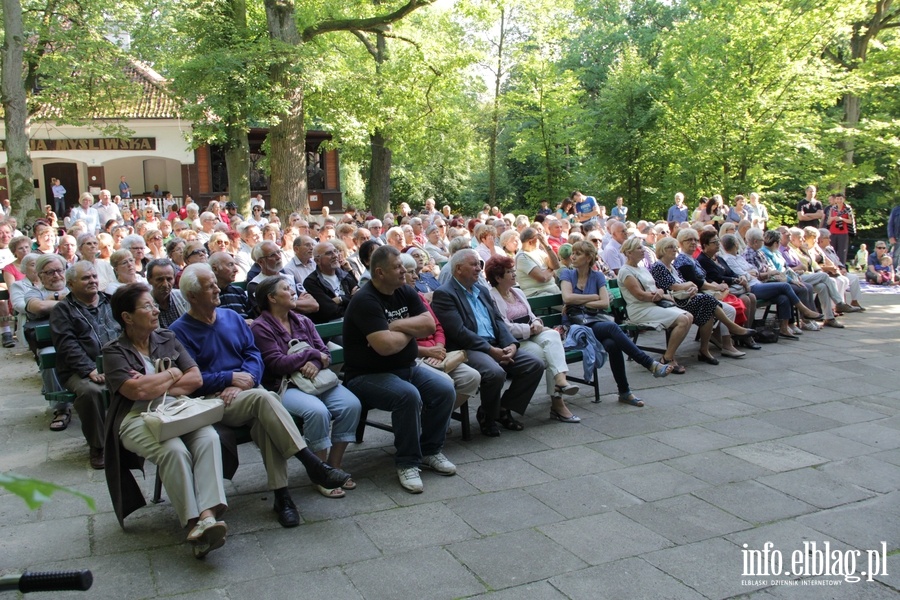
140,357,224,442
141,396,225,442
279,339,340,396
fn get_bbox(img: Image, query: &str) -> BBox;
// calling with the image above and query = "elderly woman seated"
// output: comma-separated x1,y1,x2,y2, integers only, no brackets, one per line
785,227,856,328
485,256,581,422
515,227,561,297
803,227,862,317
650,236,755,364
106,249,146,295
719,234,822,340
103,283,226,559
753,229,818,333
560,241,673,405
249,276,360,498
618,237,694,373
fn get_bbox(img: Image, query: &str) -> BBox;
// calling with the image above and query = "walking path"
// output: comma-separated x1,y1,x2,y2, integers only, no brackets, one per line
1,294,898,599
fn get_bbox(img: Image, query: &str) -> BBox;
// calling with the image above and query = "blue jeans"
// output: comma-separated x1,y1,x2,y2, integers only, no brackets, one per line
280,384,361,453
345,365,455,468
751,282,800,320
590,321,654,394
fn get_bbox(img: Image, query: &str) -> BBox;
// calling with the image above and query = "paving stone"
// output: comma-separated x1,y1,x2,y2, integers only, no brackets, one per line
757,468,875,509
344,547,484,600
620,494,752,544
723,442,827,472
368,467,480,507
601,462,709,502
353,502,477,553
702,417,795,444
797,492,900,551
664,450,774,485
468,580,569,599
259,518,380,573
799,402,889,424
538,511,673,565
466,432,553,460
779,431,881,461
28,550,156,600
648,425,740,453
694,481,817,525
587,435,686,466
526,474,642,518
549,557,707,600
643,537,763,599
521,418,612,448
149,532,274,596
444,489,563,535
447,528,587,590
692,398,762,419
520,445,624,477
755,580,900,599
753,408,843,434
830,423,900,450
0,516,91,571
456,456,555,493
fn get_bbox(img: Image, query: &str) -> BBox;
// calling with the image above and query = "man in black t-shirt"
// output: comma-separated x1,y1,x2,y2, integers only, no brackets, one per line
797,185,824,229
343,245,456,494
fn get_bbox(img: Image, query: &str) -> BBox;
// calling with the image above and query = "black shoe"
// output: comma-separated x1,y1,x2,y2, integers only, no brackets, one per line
273,488,300,528
697,353,719,366
1,332,14,348
310,464,351,490
476,406,501,437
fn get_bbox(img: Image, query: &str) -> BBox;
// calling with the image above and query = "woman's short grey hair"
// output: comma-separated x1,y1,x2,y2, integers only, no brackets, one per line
425,224,439,236
76,233,97,249
22,253,40,273
655,236,679,255
110,249,133,269
186,203,200,214
399,253,417,271
120,234,145,250
721,234,740,252
745,228,764,243
818,228,831,239
180,263,214,297
676,228,697,243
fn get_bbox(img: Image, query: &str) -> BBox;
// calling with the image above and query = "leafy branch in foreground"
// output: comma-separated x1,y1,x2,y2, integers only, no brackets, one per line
0,473,96,511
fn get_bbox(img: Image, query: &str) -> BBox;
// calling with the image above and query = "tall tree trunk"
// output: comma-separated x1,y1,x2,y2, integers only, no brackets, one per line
488,8,507,205
1,0,35,219
224,126,251,213
368,32,391,218
369,130,392,218
264,0,308,216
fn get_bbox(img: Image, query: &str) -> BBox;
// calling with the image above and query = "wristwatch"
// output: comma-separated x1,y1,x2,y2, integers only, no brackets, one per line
53,292,60,301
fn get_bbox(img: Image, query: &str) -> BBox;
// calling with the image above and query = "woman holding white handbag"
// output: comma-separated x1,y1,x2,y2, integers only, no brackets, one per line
250,276,361,499
103,283,228,559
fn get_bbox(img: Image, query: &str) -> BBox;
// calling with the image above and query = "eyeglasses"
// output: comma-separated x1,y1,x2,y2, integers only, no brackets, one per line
709,238,720,244
262,251,281,261
40,268,64,277
316,250,337,258
136,303,159,312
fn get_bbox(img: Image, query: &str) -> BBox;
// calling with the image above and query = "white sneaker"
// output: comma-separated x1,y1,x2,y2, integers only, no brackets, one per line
421,452,457,476
397,467,424,493
801,321,820,331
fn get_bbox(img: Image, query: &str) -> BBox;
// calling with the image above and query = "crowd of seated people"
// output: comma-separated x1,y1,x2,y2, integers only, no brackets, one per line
0,186,879,558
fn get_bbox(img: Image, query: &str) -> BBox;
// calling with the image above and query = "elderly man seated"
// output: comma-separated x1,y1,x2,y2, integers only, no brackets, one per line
209,251,252,321
247,241,318,317
433,249,544,437
283,235,317,285
146,259,188,329
303,242,359,324
169,264,350,527
50,261,121,468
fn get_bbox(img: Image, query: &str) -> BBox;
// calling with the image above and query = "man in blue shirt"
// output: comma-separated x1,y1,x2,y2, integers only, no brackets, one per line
118,176,131,199
667,192,689,228
433,249,543,437
572,190,600,224
170,263,350,527
51,178,67,216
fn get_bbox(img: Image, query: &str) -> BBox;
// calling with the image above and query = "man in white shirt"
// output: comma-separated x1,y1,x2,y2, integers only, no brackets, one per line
282,235,317,284
92,189,123,228
601,220,628,274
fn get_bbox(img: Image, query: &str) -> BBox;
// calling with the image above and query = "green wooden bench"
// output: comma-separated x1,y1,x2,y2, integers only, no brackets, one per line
526,294,602,403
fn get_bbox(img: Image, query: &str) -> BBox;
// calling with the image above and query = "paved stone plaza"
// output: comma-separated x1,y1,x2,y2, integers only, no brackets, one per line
1,294,898,599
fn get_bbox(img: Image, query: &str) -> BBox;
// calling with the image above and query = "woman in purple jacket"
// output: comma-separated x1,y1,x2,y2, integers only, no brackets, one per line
250,276,361,498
